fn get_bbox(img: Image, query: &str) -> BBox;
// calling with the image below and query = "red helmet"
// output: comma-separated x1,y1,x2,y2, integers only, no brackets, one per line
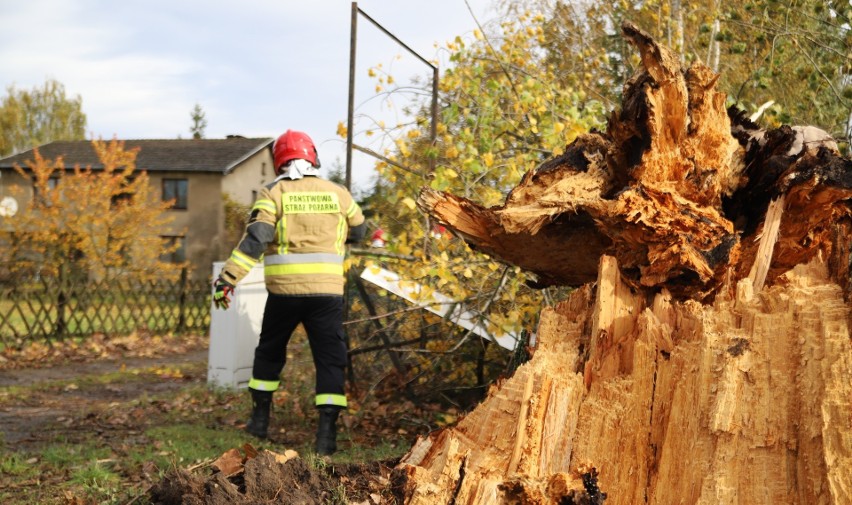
273,130,320,172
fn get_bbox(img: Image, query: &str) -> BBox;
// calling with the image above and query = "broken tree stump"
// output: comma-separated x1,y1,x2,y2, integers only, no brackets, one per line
399,20,852,505
393,255,852,504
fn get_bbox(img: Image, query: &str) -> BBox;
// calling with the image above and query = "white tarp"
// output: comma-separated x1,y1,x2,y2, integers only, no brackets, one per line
360,266,519,351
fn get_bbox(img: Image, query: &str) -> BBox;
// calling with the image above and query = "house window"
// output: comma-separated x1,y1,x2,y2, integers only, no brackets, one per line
162,179,188,209
251,190,258,202
161,236,186,263
261,162,267,176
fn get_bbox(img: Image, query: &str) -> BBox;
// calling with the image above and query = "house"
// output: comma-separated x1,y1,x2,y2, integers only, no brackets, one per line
0,136,274,280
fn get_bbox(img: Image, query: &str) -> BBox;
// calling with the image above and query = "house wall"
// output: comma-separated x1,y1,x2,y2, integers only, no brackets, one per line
217,149,274,278
223,149,274,205
143,146,274,280
147,171,223,280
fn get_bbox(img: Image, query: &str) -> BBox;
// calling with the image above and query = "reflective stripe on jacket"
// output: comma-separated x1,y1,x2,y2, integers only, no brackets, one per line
221,176,364,296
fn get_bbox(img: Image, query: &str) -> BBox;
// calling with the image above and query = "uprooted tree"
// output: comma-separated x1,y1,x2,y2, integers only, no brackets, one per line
396,21,852,504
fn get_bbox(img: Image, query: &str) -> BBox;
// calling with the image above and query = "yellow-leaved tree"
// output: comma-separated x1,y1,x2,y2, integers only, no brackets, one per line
4,139,183,285
346,10,606,408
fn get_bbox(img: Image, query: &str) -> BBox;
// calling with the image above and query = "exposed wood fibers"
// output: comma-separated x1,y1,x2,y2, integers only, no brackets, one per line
401,20,852,505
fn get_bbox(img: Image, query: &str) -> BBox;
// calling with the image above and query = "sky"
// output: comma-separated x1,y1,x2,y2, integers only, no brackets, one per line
0,0,501,194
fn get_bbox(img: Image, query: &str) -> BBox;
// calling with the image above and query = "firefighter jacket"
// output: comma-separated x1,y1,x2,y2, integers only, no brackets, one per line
220,176,364,296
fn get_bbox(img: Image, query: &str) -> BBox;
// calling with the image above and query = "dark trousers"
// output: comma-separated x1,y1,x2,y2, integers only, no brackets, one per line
252,294,347,398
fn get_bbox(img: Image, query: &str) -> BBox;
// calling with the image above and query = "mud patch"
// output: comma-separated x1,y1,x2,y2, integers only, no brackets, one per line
0,354,206,449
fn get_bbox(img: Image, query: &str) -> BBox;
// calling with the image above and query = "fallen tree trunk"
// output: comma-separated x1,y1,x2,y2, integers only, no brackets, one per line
399,21,852,504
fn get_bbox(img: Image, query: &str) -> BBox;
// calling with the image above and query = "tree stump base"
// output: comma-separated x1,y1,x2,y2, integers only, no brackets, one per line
393,255,852,504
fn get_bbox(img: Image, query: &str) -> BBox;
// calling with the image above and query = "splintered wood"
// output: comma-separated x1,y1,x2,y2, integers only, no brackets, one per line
417,24,852,301
394,256,852,504
402,20,852,505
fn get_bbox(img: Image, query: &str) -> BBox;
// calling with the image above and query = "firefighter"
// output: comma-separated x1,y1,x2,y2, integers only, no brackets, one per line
212,130,365,455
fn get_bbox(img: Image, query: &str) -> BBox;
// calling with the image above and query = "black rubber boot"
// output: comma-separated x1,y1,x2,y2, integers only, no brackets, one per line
315,406,341,455
245,388,272,439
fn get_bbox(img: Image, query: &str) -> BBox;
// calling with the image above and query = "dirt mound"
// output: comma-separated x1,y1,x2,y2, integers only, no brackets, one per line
149,451,400,504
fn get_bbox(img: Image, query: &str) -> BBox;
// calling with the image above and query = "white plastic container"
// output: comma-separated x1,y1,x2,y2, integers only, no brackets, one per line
207,262,267,389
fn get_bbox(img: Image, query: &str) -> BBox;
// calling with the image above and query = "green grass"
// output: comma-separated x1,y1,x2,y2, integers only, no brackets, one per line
143,424,253,467
70,461,122,496
0,452,36,477
0,297,208,341
41,440,113,467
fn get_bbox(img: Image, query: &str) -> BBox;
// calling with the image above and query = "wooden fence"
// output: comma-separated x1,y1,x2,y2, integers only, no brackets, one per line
0,270,210,344
0,255,515,408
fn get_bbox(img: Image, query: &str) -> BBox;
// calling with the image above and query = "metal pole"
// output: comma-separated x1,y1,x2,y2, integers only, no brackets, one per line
346,2,358,191
430,66,439,174
344,2,358,388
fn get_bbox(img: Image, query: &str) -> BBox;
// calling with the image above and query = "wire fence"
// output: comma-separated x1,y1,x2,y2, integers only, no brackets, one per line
0,270,210,345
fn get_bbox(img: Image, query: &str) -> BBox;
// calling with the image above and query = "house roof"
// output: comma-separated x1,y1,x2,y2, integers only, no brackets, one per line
0,137,274,174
